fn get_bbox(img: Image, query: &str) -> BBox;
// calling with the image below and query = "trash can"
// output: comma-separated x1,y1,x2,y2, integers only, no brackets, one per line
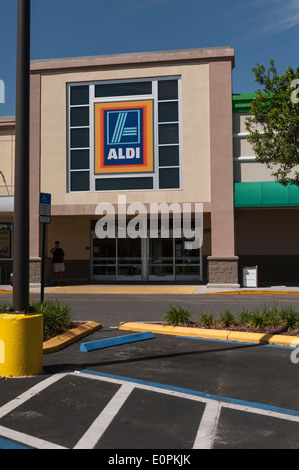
242,266,258,288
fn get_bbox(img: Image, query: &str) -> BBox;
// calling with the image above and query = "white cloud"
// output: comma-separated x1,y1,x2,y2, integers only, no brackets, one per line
256,0,299,36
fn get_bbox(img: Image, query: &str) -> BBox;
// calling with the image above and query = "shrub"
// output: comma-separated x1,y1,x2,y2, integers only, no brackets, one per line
30,300,73,338
239,309,252,327
0,304,11,314
280,306,299,331
247,309,269,330
199,311,214,327
266,309,281,328
164,305,192,326
219,309,236,327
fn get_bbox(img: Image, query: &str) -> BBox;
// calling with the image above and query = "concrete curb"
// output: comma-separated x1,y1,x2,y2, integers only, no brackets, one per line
119,322,299,348
43,321,102,354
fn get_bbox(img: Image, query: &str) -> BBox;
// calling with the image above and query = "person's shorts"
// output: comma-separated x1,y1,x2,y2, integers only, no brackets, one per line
53,263,65,273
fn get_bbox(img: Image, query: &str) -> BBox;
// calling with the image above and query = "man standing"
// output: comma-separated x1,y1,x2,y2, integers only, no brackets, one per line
50,241,65,285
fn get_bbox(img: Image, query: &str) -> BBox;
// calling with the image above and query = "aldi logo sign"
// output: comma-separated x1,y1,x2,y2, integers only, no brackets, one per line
95,100,153,174
105,109,142,163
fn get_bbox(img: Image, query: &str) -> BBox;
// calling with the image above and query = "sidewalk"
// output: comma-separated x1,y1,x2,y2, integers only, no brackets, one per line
1,283,299,295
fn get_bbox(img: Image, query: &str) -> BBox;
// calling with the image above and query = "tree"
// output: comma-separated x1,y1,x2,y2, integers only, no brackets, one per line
246,60,299,186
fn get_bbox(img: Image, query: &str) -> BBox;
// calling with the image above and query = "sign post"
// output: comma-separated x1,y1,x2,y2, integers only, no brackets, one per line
39,193,51,302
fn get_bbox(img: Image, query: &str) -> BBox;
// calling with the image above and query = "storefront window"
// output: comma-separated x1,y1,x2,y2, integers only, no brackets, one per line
0,223,12,258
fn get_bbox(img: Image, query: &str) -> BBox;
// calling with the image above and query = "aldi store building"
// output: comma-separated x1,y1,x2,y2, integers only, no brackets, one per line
0,47,297,286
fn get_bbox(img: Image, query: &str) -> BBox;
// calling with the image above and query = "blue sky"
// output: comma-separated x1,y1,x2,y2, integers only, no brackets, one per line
0,0,298,117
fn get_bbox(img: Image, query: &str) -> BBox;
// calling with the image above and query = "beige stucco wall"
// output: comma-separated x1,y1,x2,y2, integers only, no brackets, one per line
47,216,91,260
234,161,275,183
0,129,15,196
39,63,211,207
233,112,277,183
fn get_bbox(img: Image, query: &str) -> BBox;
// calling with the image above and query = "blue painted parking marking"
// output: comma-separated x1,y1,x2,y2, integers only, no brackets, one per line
80,331,155,352
79,369,299,418
0,437,28,449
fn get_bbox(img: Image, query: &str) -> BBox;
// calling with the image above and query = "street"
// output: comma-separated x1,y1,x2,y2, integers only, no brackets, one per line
0,290,298,327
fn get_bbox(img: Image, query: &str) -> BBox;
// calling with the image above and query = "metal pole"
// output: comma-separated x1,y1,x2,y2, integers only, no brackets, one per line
40,223,46,303
13,0,31,313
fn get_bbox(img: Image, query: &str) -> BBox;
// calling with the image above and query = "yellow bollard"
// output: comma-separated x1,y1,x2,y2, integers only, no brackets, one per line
0,313,43,377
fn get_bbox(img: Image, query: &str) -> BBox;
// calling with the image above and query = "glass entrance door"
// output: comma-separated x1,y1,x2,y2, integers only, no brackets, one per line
91,231,202,281
148,238,175,280
117,237,142,280
91,232,142,280
92,236,116,279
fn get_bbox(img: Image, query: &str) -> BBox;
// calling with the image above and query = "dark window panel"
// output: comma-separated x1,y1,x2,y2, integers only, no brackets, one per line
95,81,152,97
159,146,179,167
70,149,90,170
70,106,89,127
70,86,89,105
159,123,179,144
93,266,116,276
96,177,153,191
158,101,178,123
70,128,89,148
70,171,90,191
158,80,178,101
159,168,180,189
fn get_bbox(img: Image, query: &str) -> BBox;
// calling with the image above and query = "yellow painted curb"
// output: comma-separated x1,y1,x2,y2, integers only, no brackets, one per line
119,322,299,348
196,291,299,296
43,321,102,354
119,322,229,341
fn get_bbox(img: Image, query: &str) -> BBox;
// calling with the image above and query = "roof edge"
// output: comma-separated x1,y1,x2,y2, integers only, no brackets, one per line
0,116,16,128
30,47,235,73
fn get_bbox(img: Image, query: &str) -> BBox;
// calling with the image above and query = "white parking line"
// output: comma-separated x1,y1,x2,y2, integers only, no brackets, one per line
74,383,134,449
193,401,222,449
0,424,67,449
0,373,66,419
1,370,299,449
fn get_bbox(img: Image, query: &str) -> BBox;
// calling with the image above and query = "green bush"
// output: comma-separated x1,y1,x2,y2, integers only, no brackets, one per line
0,304,11,314
219,309,236,327
280,306,299,331
30,300,73,338
266,309,281,328
164,305,192,326
199,311,214,327
247,309,269,330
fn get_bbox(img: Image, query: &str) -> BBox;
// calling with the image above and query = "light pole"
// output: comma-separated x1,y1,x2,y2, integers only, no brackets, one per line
13,0,31,313
0,0,43,377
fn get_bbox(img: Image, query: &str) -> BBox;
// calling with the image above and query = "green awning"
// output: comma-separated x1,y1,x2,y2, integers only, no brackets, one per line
232,93,256,113
234,182,299,207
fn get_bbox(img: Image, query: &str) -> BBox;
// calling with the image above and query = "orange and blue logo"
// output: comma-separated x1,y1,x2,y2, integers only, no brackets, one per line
95,100,154,174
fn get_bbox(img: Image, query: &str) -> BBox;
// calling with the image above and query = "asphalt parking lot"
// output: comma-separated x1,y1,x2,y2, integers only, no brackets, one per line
1,325,299,450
